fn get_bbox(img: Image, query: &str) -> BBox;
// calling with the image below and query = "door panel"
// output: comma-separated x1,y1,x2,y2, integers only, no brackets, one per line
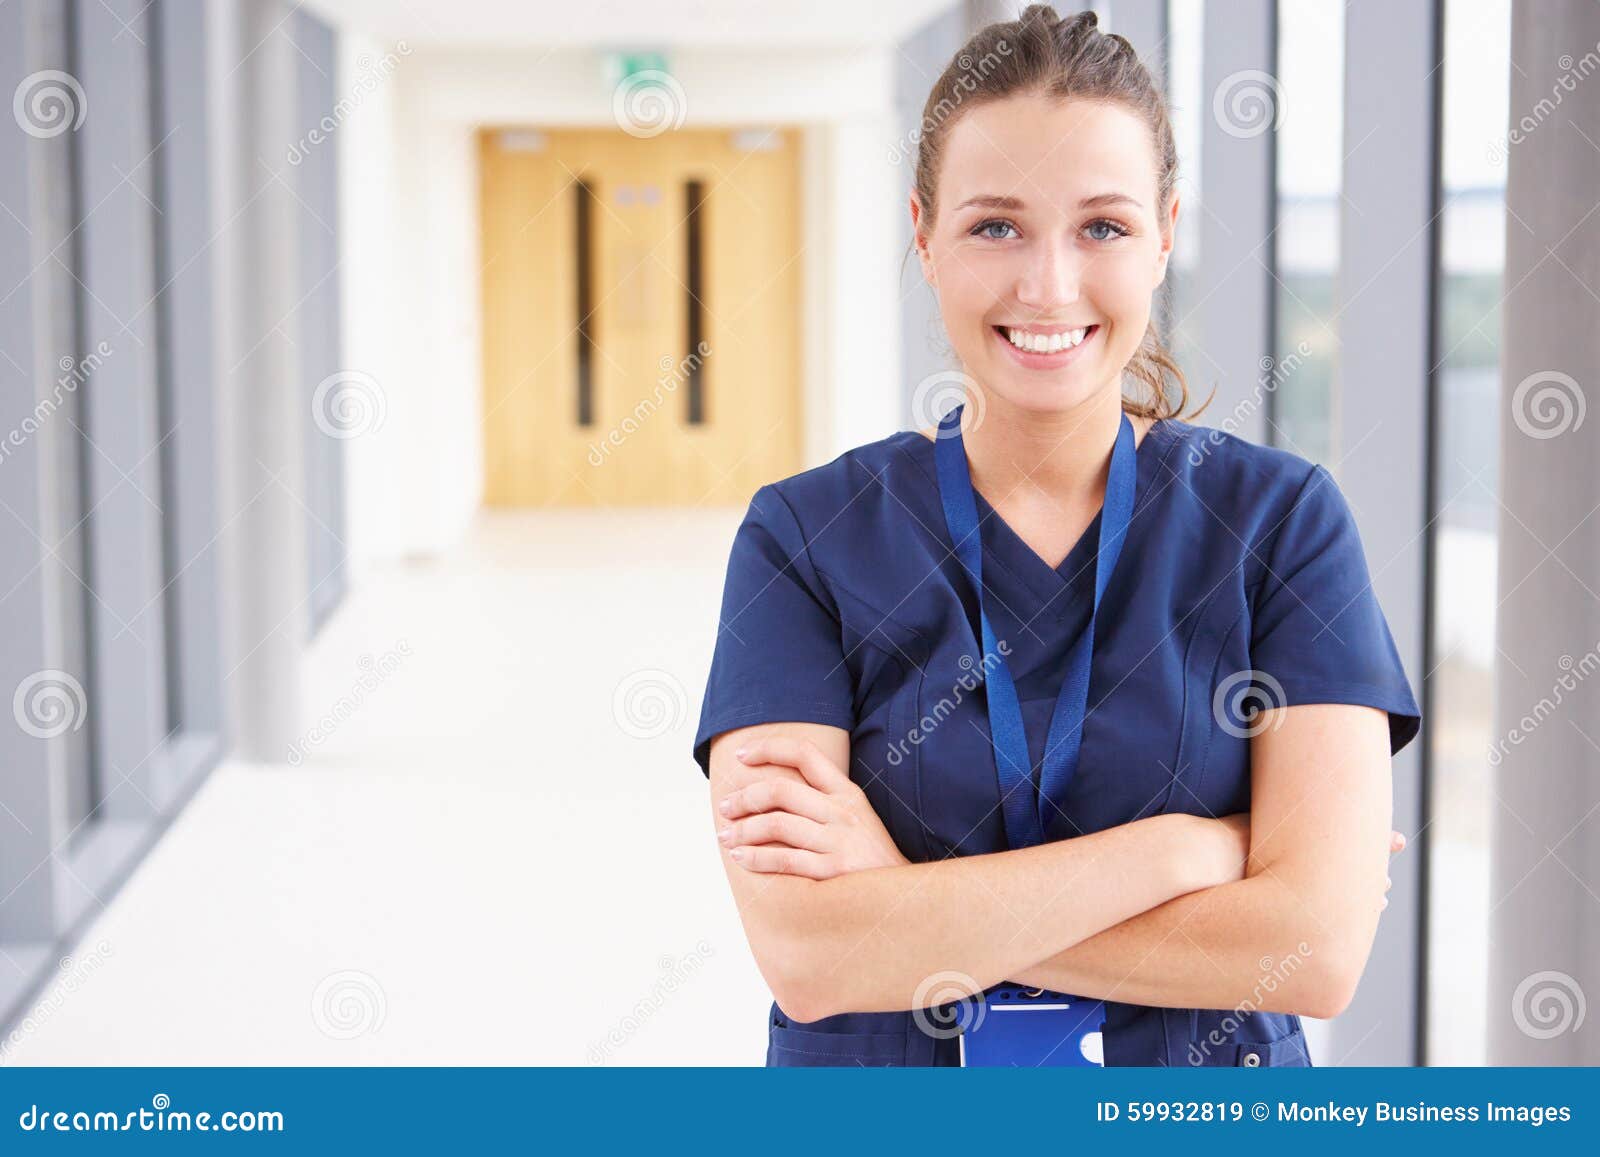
479,127,802,506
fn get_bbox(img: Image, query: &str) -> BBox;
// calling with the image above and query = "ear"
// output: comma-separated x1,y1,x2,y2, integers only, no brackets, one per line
909,191,937,288
1153,191,1179,288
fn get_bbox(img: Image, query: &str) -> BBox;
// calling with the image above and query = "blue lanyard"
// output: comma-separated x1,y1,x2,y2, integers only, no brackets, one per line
934,402,1138,849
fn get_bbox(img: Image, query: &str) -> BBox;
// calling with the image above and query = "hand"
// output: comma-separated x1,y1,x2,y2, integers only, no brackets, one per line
715,736,910,879
1382,829,1406,911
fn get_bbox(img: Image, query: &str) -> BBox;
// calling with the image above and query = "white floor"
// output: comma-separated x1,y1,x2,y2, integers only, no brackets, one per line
2,508,771,1065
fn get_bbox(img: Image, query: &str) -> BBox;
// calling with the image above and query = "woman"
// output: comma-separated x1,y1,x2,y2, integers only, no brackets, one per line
691,5,1420,1067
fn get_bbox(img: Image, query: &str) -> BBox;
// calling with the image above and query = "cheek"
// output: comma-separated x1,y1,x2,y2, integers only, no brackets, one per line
1085,251,1156,342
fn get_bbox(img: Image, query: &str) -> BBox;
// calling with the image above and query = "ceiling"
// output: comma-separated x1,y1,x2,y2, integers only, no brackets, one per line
299,0,964,49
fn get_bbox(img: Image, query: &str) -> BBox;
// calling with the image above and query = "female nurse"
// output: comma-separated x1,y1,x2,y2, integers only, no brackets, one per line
691,5,1420,1068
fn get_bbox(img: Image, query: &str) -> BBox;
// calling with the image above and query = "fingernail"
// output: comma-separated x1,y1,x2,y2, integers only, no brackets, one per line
717,798,731,815
717,827,732,843
734,747,749,761
729,848,743,861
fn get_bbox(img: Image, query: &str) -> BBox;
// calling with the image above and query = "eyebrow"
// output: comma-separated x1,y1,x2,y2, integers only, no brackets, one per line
954,191,1143,212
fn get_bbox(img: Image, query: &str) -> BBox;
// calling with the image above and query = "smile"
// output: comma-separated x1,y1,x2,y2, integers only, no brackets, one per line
991,323,1099,364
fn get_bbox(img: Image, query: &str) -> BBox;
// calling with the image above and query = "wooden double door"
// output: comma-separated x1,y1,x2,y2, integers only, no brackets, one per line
479,126,802,506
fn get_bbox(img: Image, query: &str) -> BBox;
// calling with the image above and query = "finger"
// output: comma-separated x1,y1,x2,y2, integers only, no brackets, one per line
737,737,852,793
729,844,834,879
719,778,833,823
721,812,829,853
1390,830,1407,853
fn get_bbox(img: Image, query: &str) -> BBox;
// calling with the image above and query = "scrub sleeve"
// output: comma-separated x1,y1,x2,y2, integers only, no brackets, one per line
1248,463,1421,753
692,484,854,778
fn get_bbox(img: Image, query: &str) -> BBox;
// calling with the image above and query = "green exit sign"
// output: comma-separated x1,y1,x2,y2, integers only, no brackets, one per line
605,52,670,84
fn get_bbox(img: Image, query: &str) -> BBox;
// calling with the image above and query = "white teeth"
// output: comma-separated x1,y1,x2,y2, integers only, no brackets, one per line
1004,326,1088,352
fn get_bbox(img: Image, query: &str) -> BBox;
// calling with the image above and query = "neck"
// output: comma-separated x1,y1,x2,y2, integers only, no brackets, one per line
959,387,1127,510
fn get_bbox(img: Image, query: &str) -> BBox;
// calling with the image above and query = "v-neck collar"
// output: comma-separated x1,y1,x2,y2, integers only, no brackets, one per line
902,415,1179,615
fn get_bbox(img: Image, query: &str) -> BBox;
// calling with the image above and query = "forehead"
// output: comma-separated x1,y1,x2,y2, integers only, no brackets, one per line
938,93,1158,212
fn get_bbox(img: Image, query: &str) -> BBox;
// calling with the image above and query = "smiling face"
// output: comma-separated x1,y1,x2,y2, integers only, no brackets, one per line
912,92,1178,418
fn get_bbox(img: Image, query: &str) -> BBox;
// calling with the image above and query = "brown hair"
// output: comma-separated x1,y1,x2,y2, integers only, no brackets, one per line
912,3,1206,421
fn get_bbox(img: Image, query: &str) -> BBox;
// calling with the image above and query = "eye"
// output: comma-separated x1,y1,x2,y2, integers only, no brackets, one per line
970,218,1018,241
1085,218,1132,242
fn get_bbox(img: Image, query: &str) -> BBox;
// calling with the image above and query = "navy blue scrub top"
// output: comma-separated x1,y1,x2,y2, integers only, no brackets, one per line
692,415,1421,1068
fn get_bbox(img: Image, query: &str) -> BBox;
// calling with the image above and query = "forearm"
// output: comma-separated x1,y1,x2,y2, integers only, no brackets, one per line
768,813,1206,1020
1010,870,1363,1018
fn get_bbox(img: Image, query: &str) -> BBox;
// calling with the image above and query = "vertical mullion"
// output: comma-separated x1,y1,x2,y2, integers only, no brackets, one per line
1337,0,1439,1065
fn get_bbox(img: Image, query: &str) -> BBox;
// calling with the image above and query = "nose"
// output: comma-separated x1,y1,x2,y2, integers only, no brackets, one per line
1013,239,1082,315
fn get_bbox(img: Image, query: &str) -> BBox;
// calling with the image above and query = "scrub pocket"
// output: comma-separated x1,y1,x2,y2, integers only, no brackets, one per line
1182,1010,1312,1068
767,1013,909,1067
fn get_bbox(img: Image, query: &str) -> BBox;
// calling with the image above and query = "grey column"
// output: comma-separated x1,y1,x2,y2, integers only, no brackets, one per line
1489,0,1600,1066
1196,0,1275,441
216,0,306,762
1332,0,1439,1067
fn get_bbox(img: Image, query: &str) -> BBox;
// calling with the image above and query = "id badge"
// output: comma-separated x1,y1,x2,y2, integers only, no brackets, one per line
958,985,1106,1067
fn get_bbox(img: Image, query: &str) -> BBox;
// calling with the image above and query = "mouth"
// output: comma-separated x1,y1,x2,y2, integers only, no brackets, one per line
991,323,1099,367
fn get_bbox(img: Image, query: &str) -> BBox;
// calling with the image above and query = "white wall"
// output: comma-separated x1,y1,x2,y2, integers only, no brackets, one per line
338,42,905,568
